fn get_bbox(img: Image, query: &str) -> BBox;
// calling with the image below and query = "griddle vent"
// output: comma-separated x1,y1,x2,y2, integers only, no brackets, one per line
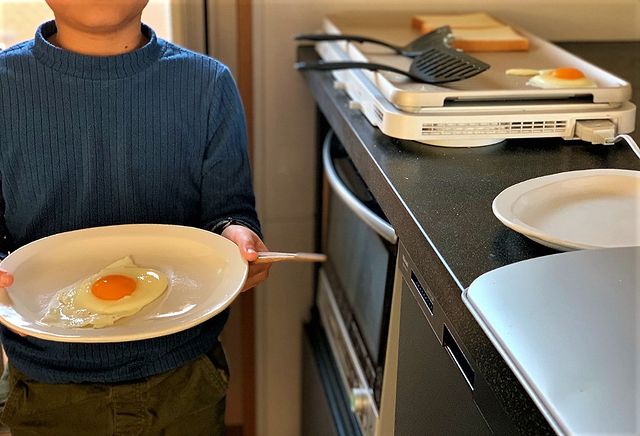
422,120,568,136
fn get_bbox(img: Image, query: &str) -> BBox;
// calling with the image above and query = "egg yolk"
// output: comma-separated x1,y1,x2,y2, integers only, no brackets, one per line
551,68,585,80
91,275,137,300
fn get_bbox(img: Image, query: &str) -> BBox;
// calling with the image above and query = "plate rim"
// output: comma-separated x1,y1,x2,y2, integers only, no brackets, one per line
492,168,640,250
0,224,248,343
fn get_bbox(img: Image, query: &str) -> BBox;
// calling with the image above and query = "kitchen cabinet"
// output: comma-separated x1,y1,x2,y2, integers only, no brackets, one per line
297,41,640,434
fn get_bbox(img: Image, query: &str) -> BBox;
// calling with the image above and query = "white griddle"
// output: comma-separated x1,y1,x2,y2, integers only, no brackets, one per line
314,12,636,146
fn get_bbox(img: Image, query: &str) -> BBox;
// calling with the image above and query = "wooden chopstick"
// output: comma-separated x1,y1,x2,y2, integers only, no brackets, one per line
253,252,327,264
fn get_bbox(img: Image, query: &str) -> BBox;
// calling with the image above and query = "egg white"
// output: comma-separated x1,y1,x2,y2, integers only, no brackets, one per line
41,256,168,328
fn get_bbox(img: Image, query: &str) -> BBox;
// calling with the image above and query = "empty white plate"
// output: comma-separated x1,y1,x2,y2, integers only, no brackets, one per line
0,224,248,342
492,169,640,250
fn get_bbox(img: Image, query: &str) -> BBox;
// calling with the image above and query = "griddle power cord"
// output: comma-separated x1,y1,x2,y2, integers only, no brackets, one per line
606,134,640,160
575,120,640,160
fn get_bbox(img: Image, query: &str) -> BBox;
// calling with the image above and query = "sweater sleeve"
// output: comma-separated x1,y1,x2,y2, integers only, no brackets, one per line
200,64,261,238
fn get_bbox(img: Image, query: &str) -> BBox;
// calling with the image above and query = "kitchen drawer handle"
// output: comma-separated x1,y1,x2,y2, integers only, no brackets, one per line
322,130,398,244
443,324,475,390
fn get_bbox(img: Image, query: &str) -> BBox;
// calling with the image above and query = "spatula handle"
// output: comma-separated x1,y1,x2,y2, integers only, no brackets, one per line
254,252,327,264
294,61,414,80
295,33,402,54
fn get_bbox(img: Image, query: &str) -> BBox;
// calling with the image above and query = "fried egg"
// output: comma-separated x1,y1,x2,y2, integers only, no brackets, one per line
41,256,168,328
528,68,596,88
505,67,596,89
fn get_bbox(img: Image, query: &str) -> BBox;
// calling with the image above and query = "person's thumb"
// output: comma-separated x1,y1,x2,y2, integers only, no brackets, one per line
239,236,258,262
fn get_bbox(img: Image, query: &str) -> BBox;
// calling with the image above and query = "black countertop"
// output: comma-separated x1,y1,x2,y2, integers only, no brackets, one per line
298,42,640,434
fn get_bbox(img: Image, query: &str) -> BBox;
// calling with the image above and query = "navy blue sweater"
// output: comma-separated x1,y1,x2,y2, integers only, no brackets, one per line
0,21,260,383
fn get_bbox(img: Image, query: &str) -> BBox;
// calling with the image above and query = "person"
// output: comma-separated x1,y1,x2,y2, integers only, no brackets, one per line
0,0,270,434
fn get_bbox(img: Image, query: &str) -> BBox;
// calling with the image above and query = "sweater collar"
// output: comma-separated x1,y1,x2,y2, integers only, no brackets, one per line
32,20,164,80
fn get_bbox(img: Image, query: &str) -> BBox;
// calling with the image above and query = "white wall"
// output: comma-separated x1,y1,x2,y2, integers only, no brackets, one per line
251,1,639,436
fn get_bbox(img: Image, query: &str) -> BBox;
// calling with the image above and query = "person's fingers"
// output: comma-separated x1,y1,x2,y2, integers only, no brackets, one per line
250,262,270,274
246,265,270,284
0,271,14,288
219,224,271,289
0,272,23,335
236,232,258,260
243,275,267,292
242,264,271,291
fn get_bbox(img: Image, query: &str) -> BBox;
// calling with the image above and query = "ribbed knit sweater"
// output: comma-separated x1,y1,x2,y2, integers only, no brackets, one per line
0,21,260,383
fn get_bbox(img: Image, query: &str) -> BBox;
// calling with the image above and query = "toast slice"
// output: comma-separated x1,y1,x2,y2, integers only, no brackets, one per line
411,12,504,31
411,12,529,52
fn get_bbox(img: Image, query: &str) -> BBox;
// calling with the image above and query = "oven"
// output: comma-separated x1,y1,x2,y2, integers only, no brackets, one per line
303,129,398,436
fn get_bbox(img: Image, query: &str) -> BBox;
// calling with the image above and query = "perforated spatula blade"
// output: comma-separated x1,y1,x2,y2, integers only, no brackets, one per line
409,46,490,83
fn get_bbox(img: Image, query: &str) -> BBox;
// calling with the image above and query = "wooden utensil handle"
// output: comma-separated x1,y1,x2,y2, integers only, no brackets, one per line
254,252,327,264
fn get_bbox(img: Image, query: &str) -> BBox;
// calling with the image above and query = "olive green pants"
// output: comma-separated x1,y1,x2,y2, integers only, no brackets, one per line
0,346,229,436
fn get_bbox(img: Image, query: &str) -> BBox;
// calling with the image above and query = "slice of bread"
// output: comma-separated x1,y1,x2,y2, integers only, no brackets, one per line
411,12,529,52
411,12,504,31
451,26,529,52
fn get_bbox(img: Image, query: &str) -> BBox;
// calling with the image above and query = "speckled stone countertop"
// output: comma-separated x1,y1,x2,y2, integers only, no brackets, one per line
298,42,640,434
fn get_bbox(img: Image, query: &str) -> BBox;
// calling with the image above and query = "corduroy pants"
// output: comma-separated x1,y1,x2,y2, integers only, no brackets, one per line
0,343,229,436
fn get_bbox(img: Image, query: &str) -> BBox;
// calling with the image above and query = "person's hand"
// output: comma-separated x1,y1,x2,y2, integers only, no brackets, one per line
221,225,271,292
0,270,13,288
0,270,24,336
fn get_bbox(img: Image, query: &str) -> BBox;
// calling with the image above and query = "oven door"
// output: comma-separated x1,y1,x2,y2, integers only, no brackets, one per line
314,130,397,436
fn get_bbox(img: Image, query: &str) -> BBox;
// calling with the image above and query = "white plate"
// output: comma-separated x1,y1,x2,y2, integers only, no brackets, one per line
492,169,640,250
0,224,248,343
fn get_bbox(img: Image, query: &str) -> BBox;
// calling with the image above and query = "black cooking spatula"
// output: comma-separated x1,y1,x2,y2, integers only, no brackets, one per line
295,26,455,58
294,26,489,84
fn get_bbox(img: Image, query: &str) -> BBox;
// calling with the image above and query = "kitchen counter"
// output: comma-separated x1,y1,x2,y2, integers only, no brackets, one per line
297,42,640,434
